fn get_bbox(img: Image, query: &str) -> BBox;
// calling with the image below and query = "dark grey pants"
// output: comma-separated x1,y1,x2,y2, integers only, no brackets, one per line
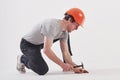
20,39,48,75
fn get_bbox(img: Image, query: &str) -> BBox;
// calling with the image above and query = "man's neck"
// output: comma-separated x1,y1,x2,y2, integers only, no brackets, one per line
61,19,67,31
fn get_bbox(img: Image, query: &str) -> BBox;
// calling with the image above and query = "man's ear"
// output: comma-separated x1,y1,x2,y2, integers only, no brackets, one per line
68,18,73,23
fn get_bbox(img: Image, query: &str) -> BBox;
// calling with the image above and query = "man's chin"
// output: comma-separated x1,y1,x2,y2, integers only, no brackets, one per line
68,30,72,33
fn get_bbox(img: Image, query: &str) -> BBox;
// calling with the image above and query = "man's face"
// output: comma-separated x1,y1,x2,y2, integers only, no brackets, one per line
67,21,79,32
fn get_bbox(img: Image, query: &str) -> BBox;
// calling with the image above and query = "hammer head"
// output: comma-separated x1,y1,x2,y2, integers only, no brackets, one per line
81,62,84,69
73,62,84,69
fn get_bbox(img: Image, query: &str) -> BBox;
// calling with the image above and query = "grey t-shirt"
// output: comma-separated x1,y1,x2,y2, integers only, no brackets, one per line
23,19,68,45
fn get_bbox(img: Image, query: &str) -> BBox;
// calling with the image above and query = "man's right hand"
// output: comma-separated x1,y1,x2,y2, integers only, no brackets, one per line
61,63,73,71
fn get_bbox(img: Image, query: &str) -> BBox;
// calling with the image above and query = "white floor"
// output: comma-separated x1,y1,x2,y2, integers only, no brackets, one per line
1,64,120,80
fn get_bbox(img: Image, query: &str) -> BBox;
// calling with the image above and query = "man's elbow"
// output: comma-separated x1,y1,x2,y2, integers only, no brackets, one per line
43,48,50,54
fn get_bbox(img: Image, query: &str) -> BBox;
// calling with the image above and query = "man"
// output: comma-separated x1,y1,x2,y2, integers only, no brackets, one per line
17,8,89,75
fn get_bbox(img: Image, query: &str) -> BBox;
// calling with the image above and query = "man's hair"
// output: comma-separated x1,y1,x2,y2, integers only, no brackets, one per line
64,13,75,23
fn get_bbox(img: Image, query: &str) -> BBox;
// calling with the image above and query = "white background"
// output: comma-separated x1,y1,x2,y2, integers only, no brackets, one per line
0,0,120,80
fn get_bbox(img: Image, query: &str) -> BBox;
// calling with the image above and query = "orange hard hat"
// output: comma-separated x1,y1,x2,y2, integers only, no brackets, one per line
66,8,85,27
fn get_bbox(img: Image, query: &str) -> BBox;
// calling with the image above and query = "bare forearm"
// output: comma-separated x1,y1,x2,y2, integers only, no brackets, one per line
60,41,75,66
63,52,75,65
43,49,64,67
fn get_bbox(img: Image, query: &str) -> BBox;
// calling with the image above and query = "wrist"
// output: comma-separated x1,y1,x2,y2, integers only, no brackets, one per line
59,62,66,68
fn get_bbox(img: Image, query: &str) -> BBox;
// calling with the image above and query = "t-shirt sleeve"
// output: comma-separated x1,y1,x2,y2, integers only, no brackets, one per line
40,23,56,39
60,31,68,42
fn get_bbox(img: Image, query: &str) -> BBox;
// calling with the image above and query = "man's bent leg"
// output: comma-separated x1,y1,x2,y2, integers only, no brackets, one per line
20,39,49,75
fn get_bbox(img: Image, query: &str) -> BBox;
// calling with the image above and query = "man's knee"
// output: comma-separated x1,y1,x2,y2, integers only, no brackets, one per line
37,67,49,75
30,63,49,75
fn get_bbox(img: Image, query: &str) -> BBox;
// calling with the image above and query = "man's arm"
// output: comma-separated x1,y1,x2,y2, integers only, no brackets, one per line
67,34,73,56
43,36,72,71
60,40,75,66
